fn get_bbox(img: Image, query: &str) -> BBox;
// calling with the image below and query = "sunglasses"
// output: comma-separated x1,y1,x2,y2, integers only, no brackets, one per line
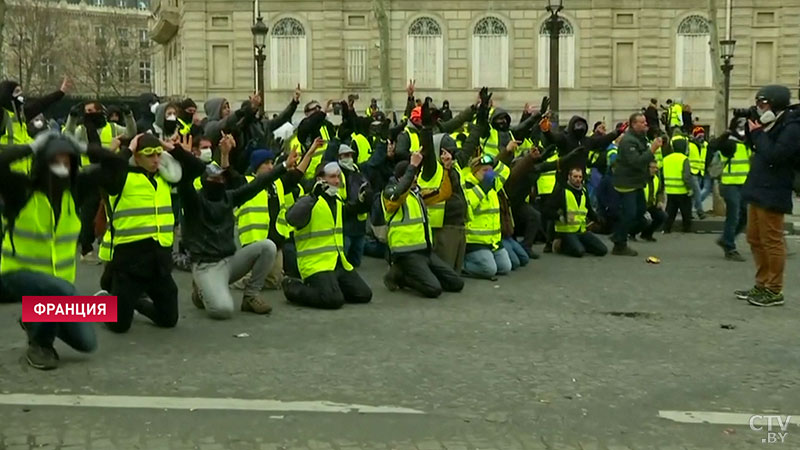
138,146,163,156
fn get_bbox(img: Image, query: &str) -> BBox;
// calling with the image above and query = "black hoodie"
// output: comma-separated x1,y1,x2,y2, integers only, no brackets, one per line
544,115,620,177
0,80,64,129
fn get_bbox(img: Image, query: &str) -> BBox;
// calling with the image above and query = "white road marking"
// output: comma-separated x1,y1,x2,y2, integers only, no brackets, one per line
0,394,424,414
659,410,798,427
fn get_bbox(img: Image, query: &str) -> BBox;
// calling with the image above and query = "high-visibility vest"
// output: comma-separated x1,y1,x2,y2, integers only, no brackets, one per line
643,174,661,207
299,126,331,180
669,104,683,127
721,142,751,186
236,175,290,245
0,190,81,283
383,189,430,254
417,161,445,228
554,188,588,234
473,107,495,124
449,130,464,149
98,171,174,261
351,132,372,164
404,127,421,153
1,109,33,174
688,141,707,176
481,129,515,158
294,195,353,280
537,153,559,195
463,162,509,249
663,153,689,195
517,138,535,158
177,118,192,136
77,122,114,167
339,168,368,222
279,184,304,236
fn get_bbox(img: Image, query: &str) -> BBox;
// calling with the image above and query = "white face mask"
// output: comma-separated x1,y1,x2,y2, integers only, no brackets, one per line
150,103,159,114
14,95,24,104
339,156,355,171
49,163,70,178
166,114,177,122
324,184,339,197
32,119,44,128
199,147,213,162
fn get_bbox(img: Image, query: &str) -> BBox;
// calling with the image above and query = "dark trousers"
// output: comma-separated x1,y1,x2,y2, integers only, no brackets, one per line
612,189,646,246
106,250,179,333
344,234,365,268
283,262,372,309
535,195,554,244
640,206,667,238
78,189,101,255
664,193,693,232
283,241,300,278
392,251,464,298
559,232,608,257
4,270,97,352
512,202,542,251
720,184,748,251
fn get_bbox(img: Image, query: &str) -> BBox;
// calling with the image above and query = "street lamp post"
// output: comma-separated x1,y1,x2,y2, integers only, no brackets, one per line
720,39,736,126
10,32,30,84
545,0,564,122
251,16,268,115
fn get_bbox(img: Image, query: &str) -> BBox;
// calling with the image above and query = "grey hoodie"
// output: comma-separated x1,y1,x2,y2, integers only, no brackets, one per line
203,97,240,145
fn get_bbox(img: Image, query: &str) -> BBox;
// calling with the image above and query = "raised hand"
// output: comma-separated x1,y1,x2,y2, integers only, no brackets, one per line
406,79,415,97
294,83,301,102
410,150,423,168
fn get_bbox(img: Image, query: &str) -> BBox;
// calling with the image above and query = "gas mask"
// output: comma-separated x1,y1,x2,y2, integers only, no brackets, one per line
49,163,70,178
758,106,777,125
199,147,213,163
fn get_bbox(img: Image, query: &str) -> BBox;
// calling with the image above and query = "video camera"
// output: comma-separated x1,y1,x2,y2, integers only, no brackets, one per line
732,106,760,121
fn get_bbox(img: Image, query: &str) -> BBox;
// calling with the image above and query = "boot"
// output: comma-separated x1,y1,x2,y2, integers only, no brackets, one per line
612,244,638,256
242,294,272,314
191,282,205,310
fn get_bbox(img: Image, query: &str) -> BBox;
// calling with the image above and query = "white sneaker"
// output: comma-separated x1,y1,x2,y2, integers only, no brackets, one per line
94,289,110,296
81,251,101,265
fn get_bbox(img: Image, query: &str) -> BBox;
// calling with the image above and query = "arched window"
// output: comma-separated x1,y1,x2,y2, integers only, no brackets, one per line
407,17,443,89
676,15,711,87
271,18,307,89
537,18,575,88
472,17,509,88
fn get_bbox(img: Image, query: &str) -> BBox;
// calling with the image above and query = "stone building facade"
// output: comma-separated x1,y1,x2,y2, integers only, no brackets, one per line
149,0,800,128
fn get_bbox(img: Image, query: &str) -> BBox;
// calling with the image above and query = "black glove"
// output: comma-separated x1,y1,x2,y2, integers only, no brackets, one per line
421,100,433,128
477,103,490,124
120,104,131,115
69,103,84,118
479,87,492,106
540,96,550,114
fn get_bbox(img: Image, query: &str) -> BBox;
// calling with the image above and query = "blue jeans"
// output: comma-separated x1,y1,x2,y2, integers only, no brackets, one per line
720,184,748,251
501,238,530,270
3,270,97,352
691,174,712,216
464,247,512,278
612,189,646,246
344,235,365,268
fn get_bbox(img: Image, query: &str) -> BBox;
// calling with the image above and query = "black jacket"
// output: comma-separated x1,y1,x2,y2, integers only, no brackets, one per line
613,130,655,190
341,166,372,237
743,110,800,214
174,148,287,263
544,115,620,177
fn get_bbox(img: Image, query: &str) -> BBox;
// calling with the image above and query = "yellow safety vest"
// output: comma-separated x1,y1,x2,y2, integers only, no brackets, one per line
688,141,707,176
463,162,509,249
300,126,331,180
721,142,751,186
177,118,192,136
663,153,689,195
404,127,421,153
643,174,661,207
481,129,515,158
449,130,464,149
99,171,174,261
236,175,290,245
78,122,114,167
294,195,353,280
416,161,445,228
554,188,588,234
537,153,559,195
670,104,683,127
0,190,81,283
351,133,372,164
1,109,33,174
383,189,430,254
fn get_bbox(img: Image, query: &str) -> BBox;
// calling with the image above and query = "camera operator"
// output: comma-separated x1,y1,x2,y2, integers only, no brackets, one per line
735,85,800,307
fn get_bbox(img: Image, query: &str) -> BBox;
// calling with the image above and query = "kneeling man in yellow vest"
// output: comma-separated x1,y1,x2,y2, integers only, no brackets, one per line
281,162,373,309
1,131,124,370
462,154,513,280
382,151,464,298
662,139,694,233
547,167,608,257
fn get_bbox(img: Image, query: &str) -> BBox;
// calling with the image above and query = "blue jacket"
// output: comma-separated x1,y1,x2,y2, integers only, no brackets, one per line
743,110,800,214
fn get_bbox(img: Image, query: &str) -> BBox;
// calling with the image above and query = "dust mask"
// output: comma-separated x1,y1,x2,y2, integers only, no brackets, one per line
339,156,355,171
758,109,777,125
166,114,177,122
324,184,339,197
32,119,44,128
199,147,213,162
49,163,70,178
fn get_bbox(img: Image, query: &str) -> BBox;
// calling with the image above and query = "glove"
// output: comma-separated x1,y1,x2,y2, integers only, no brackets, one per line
539,96,550,113
120,104,132,115
479,87,491,105
421,100,433,127
357,183,368,203
69,103,83,118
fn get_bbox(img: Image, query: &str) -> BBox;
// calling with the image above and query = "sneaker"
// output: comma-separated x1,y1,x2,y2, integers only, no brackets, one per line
80,251,101,265
383,265,401,292
611,245,638,257
748,289,785,307
26,344,59,370
191,282,205,310
725,250,746,262
735,286,764,300
241,295,272,314
230,272,251,290
94,289,110,297
697,212,707,220
527,249,541,260
641,235,657,242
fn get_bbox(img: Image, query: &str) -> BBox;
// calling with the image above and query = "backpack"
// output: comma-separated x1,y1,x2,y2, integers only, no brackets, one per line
708,151,728,179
